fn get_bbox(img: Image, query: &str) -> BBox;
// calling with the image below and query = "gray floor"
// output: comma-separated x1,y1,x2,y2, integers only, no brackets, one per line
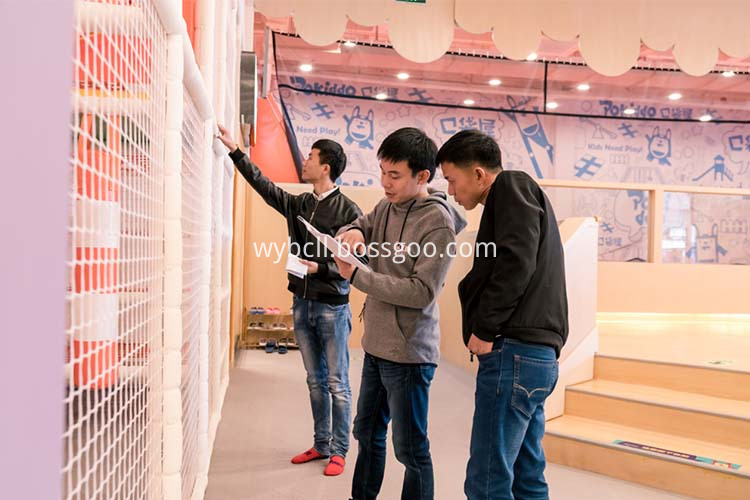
205,349,691,500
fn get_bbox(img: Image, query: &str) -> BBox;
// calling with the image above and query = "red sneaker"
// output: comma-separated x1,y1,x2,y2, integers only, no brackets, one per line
291,448,328,464
324,455,345,476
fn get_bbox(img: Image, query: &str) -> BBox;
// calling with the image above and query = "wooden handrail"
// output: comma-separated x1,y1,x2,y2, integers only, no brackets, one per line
538,178,750,197
537,178,749,263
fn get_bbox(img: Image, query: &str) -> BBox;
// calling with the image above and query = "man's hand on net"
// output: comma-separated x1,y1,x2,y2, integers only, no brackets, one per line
215,124,237,151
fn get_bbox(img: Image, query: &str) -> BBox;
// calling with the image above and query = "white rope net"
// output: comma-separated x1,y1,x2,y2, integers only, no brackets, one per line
64,1,238,499
65,1,167,498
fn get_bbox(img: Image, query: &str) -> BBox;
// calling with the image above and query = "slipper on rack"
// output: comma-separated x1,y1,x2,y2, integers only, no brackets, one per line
287,336,298,349
265,338,277,354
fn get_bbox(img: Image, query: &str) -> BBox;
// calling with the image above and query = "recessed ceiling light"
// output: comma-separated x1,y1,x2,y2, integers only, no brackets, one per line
375,92,388,100
343,40,357,48
722,70,735,77
299,63,313,72
526,52,538,61
488,78,502,86
576,83,590,91
463,99,475,106
623,108,636,115
397,72,410,80
698,114,712,122
546,101,559,109
668,92,682,101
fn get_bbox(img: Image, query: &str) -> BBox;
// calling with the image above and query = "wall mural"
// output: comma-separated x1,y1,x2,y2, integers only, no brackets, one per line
278,78,750,264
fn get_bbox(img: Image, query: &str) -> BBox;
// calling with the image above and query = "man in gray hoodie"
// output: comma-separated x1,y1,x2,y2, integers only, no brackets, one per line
335,128,467,500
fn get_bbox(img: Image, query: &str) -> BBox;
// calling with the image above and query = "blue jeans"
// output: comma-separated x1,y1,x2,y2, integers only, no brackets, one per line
351,353,436,500
292,296,352,458
465,338,559,500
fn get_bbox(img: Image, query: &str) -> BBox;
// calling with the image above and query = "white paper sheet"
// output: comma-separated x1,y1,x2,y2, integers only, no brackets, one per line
296,215,371,272
285,252,308,279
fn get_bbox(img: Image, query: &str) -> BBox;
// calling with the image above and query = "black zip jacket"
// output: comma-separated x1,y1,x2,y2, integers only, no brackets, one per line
458,170,569,357
230,149,362,304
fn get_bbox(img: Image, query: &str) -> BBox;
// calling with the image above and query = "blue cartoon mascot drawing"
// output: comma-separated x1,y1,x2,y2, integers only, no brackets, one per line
343,106,374,149
645,126,672,166
686,224,727,263
502,95,554,178
614,190,648,240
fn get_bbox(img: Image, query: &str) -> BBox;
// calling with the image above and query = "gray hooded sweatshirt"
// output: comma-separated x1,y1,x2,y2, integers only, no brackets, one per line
340,190,467,364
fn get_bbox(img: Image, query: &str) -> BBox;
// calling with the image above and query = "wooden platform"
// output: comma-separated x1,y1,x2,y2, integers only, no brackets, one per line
545,352,750,499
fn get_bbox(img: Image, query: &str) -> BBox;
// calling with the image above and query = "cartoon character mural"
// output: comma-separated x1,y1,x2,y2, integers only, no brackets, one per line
343,106,374,149
724,130,750,175
601,189,649,262
336,174,377,187
579,117,617,140
278,74,750,265
502,96,554,178
335,150,378,186
646,126,672,166
686,224,728,263
692,154,734,182
614,190,648,240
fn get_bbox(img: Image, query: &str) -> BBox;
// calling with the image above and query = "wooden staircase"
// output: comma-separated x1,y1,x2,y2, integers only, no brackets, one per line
544,355,750,499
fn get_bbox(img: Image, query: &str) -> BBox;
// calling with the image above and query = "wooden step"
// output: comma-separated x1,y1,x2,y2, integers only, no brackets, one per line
595,354,750,401
565,380,750,448
544,415,750,500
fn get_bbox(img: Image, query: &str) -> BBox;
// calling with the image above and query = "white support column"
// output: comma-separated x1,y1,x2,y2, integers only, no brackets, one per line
162,32,185,500
214,0,228,119
225,0,240,126
221,158,234,390
209,1,228,425
242,0,254,53
192,118,214,500
211,189,225,434
196,0,216,101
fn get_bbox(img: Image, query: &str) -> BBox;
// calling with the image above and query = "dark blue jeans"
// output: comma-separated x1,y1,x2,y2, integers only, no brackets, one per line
292,296,352,458
351,353,436,500
465,338,559,500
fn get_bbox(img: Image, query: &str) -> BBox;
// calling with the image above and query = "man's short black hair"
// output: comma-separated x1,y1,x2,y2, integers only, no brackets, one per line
377,127,438,182
312,139,347,181
435,129,503,172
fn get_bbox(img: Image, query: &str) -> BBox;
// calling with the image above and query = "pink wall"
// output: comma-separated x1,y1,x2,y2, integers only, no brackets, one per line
0,2,72,497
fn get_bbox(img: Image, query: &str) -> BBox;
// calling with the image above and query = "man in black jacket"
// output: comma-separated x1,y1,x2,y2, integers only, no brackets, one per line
217,125,362,476
437,130,568,500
